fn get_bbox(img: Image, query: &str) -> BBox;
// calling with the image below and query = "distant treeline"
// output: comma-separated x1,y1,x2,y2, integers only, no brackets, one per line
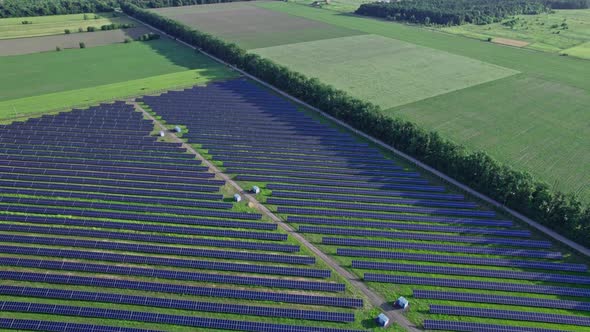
356,0,549,25
0,0,251,18
0,0,115,18
545,0,590,8
120,2,589,248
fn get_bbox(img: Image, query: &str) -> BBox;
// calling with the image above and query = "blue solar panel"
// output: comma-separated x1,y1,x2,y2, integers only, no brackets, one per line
321,237,561,259
352,261,590,284
1,300,366,332
0,223,302,256
423,320,564,332
0,318,161,332
429,305,590,326
0,286,352,322
0,245,329,278
0,271,362,308
364,274,590,297
287,217,527,237
413,290,590,311
300,226,551,248
339,249,583,271
271,199,497,218
1,257,343,292
266,184,464,200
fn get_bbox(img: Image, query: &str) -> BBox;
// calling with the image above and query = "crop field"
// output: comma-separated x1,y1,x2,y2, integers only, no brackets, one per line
246,1,589,202
0,38,234,121
141,78,590,332
252,34,518,109
441,9,590,58
151,2,364,49
0,27,151,55
0,100,380,332
0,12,134,39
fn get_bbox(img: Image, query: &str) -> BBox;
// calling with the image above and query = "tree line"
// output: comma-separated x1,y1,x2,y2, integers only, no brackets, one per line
0,0,249,18
121,2,589,248
355,0,549,25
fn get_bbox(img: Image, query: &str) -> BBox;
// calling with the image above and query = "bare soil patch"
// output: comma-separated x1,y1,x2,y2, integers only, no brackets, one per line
492,37,530,47
0,27,151,56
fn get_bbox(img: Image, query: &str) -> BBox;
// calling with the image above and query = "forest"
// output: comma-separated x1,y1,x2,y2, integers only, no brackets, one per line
356,0,549,25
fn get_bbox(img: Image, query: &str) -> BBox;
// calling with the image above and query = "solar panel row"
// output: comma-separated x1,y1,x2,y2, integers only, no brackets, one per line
1,257,343,292
288,217,527,237
413,290,590,312
0,318,161,332
0,245,330,278
423,320,564,332
429,305,590,326
321,237,561,259
364,274,590,297
271,199,497,219
0,286,352,322
0,234,301,261
339,249,583,271
0,271,362,308
300,227,551,248
352,261,590,284
0,224,303,256
266,184,464,200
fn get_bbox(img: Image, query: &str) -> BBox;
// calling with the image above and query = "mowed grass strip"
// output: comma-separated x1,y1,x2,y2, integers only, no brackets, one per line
252,34,518,109
0,12,134,39
151,1,365,49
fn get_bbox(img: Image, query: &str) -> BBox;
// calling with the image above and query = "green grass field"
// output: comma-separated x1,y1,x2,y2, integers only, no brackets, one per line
151,2,364,49
441,9,590,58
0,38,234,121
252,34,518,109
0,12,134,39
255,1,590,202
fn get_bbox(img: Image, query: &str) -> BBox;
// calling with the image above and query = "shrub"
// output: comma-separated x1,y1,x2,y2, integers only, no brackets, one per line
487,37,493,42
79,42,86,48
55,46,61,51
64,29,71,34
124,37,132,43
83,14,89,20
21,20,32,24
87,26,96,32
78,27,84,32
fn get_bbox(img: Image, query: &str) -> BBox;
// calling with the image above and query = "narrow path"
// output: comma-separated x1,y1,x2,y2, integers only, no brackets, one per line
132,101,420,332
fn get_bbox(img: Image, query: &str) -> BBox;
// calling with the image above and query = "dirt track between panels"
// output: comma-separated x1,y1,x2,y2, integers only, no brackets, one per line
0,27,151,56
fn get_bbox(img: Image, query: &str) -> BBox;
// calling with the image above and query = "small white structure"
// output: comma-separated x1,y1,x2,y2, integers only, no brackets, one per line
159,130,165,137
376,313,390,327
234,194,242,202
395,296,409,310
174,126,182,133
252,186,261,194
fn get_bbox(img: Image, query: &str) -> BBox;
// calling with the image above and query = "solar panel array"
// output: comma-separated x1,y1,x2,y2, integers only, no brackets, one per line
0,100,364,331
140,78,590,332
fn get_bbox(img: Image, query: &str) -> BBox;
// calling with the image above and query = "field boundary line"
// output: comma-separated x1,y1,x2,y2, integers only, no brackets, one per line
132,101,420,332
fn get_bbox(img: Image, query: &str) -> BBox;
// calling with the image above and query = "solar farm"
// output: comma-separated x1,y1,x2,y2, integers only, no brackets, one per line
137,79,590,331
1,1,589,332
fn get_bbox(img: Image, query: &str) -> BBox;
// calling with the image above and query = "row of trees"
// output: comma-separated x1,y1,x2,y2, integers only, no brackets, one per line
0,0,249,18
0,0,115,18
355,0,549,26
121,1,589,248
545,0,590,8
